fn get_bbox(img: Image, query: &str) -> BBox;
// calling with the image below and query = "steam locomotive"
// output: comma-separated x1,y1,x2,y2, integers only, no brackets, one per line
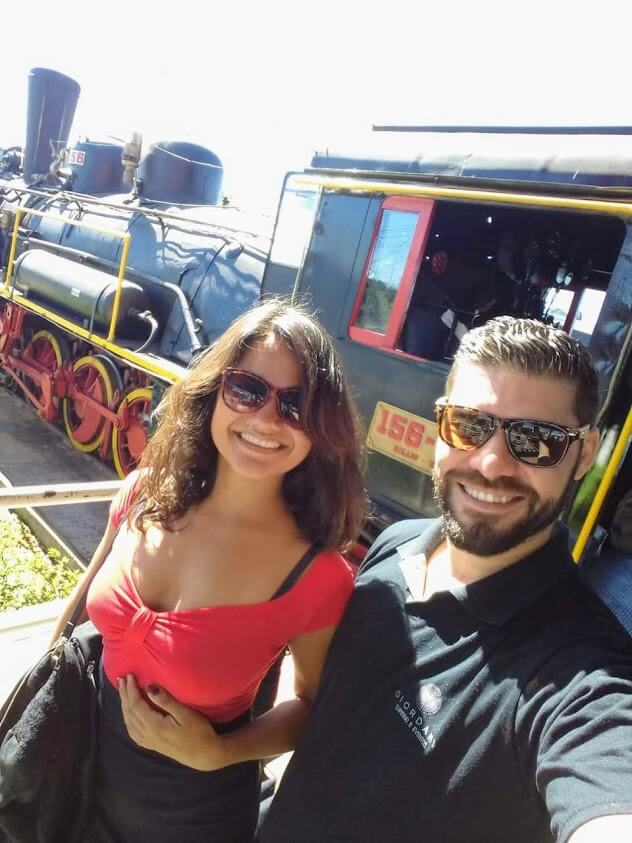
0,68,270,476
2,67,632,564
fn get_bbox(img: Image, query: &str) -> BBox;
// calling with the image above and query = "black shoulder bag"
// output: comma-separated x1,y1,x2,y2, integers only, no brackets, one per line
0,595,102,843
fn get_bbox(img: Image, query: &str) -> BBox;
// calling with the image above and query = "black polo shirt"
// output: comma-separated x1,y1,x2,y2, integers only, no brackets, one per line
260,519,632,843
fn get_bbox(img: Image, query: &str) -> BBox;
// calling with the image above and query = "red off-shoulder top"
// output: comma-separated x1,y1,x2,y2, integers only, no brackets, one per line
87,474,354,721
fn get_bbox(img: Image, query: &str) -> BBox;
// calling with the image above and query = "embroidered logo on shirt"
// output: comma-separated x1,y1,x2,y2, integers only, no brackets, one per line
419,683,442,716
394,688,437,751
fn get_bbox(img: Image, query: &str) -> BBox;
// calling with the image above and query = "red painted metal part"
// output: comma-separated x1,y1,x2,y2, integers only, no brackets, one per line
348,196,436,349
65,376,120,427
0,301,26,354
0,300,152,472
112,389,152,474
562,287,581,334
1,337,63,422
3,356,56,420
64,364,115,445
98,390,123,461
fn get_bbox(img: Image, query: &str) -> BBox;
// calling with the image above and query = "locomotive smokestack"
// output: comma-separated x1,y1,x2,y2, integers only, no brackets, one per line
23,68,80,184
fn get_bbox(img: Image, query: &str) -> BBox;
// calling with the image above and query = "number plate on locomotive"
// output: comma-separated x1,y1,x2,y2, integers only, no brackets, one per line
367,401,437,474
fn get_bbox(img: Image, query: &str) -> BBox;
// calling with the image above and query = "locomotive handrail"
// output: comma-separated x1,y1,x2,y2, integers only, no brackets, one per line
295,175,632,217
572,405,632,562
3,206,132,342
0,480,122,509
8,185,271,244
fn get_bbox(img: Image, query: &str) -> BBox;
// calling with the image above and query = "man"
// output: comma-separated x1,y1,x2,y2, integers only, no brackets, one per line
259,317,632,842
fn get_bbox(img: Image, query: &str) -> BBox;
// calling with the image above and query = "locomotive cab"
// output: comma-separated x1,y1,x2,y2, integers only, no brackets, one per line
263,129,632,575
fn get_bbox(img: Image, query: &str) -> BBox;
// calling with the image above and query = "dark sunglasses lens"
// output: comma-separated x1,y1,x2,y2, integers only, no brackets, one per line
223,371,267,412
507,421,568,466
278,389,303,428
440,406,494,450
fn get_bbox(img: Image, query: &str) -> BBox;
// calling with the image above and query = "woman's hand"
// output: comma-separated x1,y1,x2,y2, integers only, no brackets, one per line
118,675,229,771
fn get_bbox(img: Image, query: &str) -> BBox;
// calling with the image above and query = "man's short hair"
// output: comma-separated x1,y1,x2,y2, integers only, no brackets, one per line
445,317,600,426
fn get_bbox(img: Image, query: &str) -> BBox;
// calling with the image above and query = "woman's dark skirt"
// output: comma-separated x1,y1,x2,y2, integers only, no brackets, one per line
84,663,260,842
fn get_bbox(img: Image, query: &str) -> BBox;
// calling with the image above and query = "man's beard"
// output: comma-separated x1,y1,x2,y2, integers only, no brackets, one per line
432,462,579,557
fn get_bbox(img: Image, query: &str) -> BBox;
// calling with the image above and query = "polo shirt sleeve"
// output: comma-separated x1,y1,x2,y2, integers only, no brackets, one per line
515,645,632,842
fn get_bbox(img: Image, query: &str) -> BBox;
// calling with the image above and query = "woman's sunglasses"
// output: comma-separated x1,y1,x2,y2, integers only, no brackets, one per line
222,368,303,429
434,400,590,468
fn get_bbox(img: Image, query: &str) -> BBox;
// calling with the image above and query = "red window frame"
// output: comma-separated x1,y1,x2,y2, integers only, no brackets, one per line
349,196,435,349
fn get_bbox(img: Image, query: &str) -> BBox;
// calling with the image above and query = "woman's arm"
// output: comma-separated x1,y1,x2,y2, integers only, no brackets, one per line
118,624,337,771
48,516,118,643
220,624,336,762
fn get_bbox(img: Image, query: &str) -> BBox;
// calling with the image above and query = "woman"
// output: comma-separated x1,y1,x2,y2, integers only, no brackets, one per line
52,300,367,842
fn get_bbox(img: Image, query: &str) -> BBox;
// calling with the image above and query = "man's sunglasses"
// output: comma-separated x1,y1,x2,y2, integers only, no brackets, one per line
221,368,303,429
434,400,590,467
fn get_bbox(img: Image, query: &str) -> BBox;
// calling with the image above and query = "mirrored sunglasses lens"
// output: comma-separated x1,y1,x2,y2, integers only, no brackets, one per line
278,390,302,428
508,422,568,466
223,372,267,411
442,407,493,450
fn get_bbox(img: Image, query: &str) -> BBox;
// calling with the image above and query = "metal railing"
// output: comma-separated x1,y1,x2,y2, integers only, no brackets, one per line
0,480,122,510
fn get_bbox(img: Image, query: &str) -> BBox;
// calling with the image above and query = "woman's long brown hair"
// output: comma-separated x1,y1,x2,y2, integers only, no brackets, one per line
132,299,368,550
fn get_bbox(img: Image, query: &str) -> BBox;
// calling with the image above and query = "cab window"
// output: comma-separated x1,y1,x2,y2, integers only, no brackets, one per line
349,197,625,364
349,197,435,347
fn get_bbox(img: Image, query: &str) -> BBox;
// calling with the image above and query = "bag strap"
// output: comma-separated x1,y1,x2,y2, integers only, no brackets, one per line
270,545,320,600
62,595,88,639
62,476,140,640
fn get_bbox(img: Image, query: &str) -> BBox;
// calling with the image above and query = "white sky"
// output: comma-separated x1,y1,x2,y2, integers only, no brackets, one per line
3,0,631,210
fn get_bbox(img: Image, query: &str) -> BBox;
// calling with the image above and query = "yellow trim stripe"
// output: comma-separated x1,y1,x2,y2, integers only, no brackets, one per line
295,175,632,216
572,405,632,561
1,292,184,383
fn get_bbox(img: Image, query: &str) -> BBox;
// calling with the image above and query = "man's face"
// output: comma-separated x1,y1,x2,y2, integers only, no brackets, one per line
433,364,599,556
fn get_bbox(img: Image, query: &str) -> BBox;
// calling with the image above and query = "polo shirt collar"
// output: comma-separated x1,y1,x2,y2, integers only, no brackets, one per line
396,518,576,626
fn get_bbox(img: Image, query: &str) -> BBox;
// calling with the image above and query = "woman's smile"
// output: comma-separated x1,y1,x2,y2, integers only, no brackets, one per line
237,430,283,451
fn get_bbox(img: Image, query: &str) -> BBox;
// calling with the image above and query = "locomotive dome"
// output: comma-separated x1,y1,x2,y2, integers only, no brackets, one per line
138,141,224,206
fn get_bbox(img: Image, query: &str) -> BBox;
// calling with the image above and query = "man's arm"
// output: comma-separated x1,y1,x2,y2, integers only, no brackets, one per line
568,814,632,842
515,632,632,843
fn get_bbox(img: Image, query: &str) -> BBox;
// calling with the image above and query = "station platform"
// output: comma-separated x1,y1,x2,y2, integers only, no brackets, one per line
0,387,116,562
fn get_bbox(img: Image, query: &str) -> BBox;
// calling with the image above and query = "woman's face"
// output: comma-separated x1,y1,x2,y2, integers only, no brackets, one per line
210,336,313,482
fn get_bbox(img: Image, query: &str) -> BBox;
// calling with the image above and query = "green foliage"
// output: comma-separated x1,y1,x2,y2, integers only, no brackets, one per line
357,277,395,332
0,511,80,612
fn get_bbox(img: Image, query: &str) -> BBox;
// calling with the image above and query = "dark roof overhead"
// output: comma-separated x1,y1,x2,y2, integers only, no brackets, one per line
311,130,632,192
372,124,632,135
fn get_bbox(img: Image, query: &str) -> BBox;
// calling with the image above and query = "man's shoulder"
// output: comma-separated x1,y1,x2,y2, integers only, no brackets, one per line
359,518,438,576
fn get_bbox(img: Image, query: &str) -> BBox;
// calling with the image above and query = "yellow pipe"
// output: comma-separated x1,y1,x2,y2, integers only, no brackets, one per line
4,209,23,293
107,233,131,342
573,405,632,561
1,291,184,384
295,175,632,217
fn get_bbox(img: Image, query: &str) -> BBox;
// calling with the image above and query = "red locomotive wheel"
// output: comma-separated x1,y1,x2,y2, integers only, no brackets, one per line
21,329,70,413
63,355,122,452
112,387,152,478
